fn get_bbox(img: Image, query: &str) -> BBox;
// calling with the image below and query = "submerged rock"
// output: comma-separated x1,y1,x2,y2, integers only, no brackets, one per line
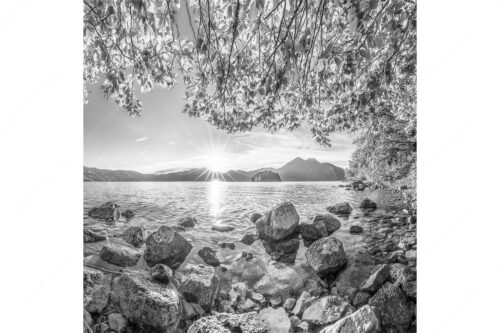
256,201,299,241
99,244,141,267
178,216,198,228
359,198,377,211
212,224,235,232
113,270,181,332
88,202,120,221
122,209,135,219
254,263,305,298
305,236,348,276
327,202,353,215
261,234,300,264
144,226,193,269
259,307,291,333
84,228,106,243
187,311,268,333
150,264,173,284
240,233,257,245
219,242,236,250
302,295,354,326
198,247,221,267
368,282,415,331
250,213,263,223
299,213,341,241
319,305,380,333
179,265,220,312
349,225,363,235
84,267,111,314
122,226,145,247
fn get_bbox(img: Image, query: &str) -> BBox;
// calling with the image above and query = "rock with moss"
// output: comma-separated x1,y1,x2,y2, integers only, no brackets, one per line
144,226,193,269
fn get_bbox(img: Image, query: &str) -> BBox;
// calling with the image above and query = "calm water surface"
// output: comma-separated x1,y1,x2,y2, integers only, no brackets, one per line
84,181,402,286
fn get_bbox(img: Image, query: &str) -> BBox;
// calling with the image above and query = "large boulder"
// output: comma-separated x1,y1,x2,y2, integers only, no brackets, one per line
113,270,181,332
299,213,341,241
144,226,193,269
179,265,220,312
88,202,120,221
187,312,268,333
319,305,380,333
368,282,415,331
327,202,353,215
84,228,106,243
305,236,348,276
122,226,145,247
259,307,291,333
302,296,354,326
359,198,377,211
83,267,111,314
99,244,141,267
256,201,299,241
360,264,391,294
389,264,417,299
198,247,221,267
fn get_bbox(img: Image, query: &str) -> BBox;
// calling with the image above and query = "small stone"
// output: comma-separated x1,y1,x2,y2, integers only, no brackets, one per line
178,216,198,228
219,242,236,250
107,313,127,333
352,291,371,308
359,198,377,211
179,265,219,312
250,213,263,223
296,321,310,333
405,249,417,260
88,202,120,221
84,228,106,243
360,264,391,294
150,264,173,284
249,291,265,304
239,298,257,312
349,225,363,235
99,244,141,267
122,226,145,247
302,296,353,325
283,298,296,312
269,295,282,307
122,209,135,219
259,307,291,333
327,202,353,215
211,224,235,232
198,247,221,266
241,233,257,245
292,291,312,316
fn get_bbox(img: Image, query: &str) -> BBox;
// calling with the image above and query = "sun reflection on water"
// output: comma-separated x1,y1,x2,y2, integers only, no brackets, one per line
209,179,222,220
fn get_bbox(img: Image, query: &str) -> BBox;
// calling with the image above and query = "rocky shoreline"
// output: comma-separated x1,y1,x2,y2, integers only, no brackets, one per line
84,186,417,333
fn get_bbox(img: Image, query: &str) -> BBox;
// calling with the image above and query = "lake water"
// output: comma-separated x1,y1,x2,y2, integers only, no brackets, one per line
84,181,404,289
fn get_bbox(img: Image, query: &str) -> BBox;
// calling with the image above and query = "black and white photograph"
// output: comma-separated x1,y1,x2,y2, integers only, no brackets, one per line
2,0,500,332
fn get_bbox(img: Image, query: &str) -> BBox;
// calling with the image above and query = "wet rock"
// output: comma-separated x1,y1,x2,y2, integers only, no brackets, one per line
187,311,268,333
269,295,282,307
254,264,305,298
84,267,111,314
107,313,127,333
283,297,296,312
84,228,106,243
219,242,236,250
88,202,120,221
299,213,341,241
198,247,221,266
144,226,193,269
251,213,263,223
349,225,363,235
296,321,311,332
359,198,377,211
178,216,198,228
211,225,235,232
122,209,135,219
259,307,291,333
389,264,417,300
99,244,141,267
327,202,353,215
261,235,300,264
353,291,371,308
292,291,313,317
319,305,380,333
242,262,266,283
241,233,257,245
122,226,145,247
256,201,299,241
368,282,415,331
249,291,265,304
240,251,255,261
179,265,220,312
113,270,181,332
150,264,173,284
360,264,391,294
302,295,354,326
305,236,348,276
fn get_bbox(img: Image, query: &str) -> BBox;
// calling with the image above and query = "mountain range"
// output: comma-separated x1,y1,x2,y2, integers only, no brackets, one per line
84,157,345,182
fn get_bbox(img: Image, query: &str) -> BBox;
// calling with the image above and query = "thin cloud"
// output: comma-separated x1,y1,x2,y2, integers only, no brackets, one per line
135,137,148,142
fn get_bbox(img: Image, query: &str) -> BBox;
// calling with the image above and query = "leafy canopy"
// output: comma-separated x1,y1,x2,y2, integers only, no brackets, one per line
84,0,416,148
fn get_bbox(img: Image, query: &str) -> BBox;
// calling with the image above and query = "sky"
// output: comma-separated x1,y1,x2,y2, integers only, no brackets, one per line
83,2,355,174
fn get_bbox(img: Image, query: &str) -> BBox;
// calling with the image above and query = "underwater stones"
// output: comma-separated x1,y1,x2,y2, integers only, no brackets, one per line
299,213,341,241
241,233,257,245
319,305,380,333
241,263,266,283
122,209,135,219
368,282,415,331
179,265,220,312
211,224,235,232
261,234,300,264
302,295,354,326
178,216,198,228
256,201,299,241
327,202,354,215
251,213,263,223
359,198,377,211
349,225,364,235
254,263,305,298
259,307,291,333
144,226,193,269
99,244,141,267
122,226,145,247
198,247,221,267
187,311,268,333
84,228,106,243
218,242,236,250
84,267,111,314
305,236,348,276
88,202,121,221
113,270,181,332
150,264,173,284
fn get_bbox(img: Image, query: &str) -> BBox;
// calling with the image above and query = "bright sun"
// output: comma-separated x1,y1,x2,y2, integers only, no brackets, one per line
208,152,225,173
